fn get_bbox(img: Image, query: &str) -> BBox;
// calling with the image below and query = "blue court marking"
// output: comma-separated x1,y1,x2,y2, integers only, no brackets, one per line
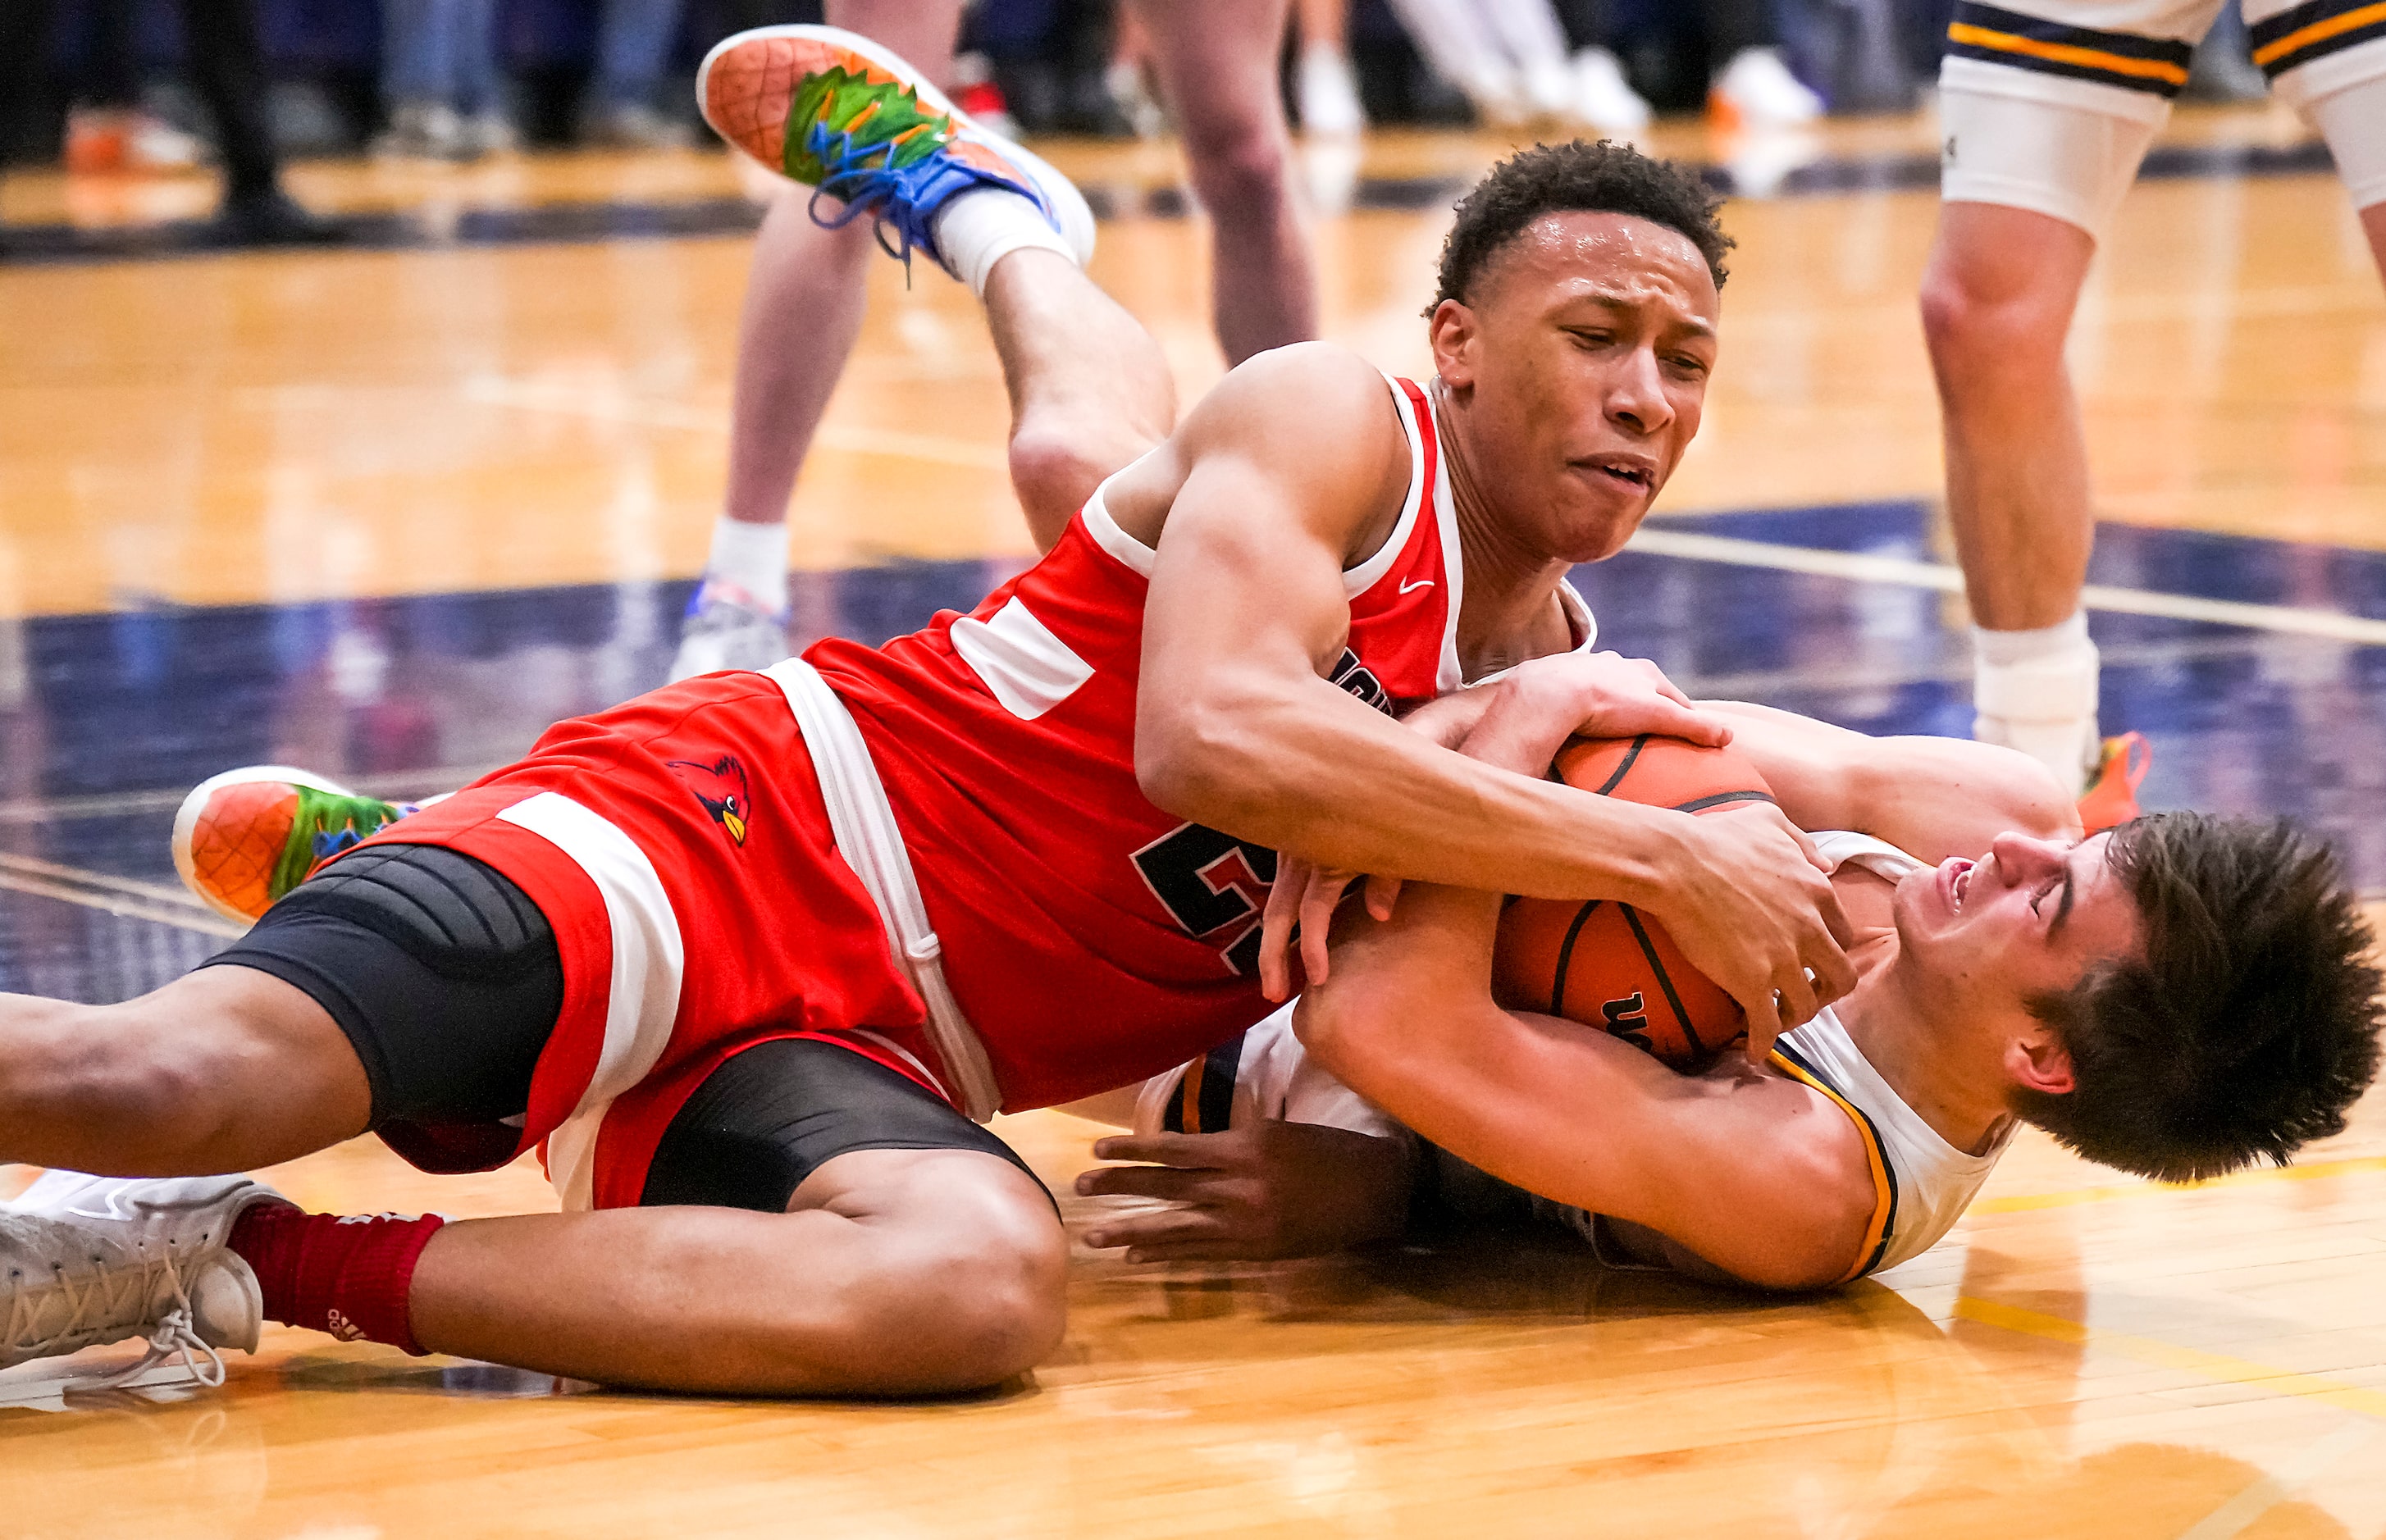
2,507,2380,1000
0,136,2342,267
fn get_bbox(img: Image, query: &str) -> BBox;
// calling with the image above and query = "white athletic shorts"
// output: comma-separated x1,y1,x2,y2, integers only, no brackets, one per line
1938,0,2386,235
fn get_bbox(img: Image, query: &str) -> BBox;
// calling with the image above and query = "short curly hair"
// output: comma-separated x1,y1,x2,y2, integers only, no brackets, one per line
1430,140,1734,313
2013,813,2384,1182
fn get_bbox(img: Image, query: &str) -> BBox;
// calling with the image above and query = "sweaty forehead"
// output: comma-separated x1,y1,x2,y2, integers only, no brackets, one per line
1476,211,1718,319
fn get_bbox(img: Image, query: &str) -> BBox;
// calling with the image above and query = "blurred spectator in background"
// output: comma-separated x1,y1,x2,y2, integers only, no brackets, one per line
377,0,512,157
1295,0,1368,134
1553,0,1824,125
586,0,697,145
1380,0,1580,125
0,0,344,244
57,0,209,172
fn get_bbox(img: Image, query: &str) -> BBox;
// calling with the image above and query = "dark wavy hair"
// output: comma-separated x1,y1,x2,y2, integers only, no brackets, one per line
2013,813,2384,1182
1430,139,1734,314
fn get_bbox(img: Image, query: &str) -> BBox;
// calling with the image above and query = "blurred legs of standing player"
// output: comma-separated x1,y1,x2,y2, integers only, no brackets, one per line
1921,0,2386,813
673,0,1317,679
0,0,340,247
676,0,965,677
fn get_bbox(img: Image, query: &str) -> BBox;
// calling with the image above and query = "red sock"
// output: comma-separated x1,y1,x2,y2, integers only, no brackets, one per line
228,1205,447,1355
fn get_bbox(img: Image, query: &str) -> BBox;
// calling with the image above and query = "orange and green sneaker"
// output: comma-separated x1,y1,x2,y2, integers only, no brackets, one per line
696,25,1093,276
171,767,419,923
2076,731,2150,836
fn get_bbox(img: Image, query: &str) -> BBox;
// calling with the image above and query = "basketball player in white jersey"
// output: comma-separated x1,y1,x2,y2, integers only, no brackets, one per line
1075,662,2384,1287
1923,0,2386,815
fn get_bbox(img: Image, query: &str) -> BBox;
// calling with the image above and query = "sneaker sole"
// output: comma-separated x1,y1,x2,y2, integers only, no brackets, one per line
696,25,1094,266
170,765,362,924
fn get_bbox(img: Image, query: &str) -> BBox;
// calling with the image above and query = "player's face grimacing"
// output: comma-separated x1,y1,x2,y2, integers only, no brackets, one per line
1891,830,2142,1032
1431,210,1720,565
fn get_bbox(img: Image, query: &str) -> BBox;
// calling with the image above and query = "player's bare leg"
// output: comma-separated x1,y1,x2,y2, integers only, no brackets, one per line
411,1149,1065,1394
1131,0,1320,363
699,25,1160,547
0,967,1064,1395
1919,199,2101,790
986,249,1178,544
677,0,964,681
0,968,369,1176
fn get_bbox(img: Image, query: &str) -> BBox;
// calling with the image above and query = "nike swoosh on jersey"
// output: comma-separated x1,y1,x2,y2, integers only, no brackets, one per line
1398,578,1435,594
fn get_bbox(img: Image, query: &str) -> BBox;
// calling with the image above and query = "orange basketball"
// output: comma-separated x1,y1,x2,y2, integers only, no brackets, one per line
1490,735,1777,1070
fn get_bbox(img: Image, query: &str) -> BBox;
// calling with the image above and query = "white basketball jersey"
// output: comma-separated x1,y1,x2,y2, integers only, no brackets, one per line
1133,832,2010,1279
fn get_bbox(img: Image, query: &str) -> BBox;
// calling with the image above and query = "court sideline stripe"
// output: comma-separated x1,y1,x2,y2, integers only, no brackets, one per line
0,861,244,939
1629,528,2386,645
462,377,1008,469
2174,1424,2376,1540
1955,1296,2386,1421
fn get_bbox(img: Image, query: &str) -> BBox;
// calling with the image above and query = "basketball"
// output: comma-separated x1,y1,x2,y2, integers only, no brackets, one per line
1490,736,1778,1070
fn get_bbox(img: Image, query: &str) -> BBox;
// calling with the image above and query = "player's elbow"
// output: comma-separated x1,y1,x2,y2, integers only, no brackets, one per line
1292,974,1399,1085
1722,1169,1877,1292
1134,686,1282,825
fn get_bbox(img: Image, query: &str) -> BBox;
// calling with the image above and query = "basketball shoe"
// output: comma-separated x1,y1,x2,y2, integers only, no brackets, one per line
2,1171,280,1390
696,25,1095,280
670,577,791,681
171,767,419,924
2076,731,2150,835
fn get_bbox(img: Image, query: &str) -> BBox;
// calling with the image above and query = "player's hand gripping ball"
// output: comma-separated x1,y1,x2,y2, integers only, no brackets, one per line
1491,735,1778,1069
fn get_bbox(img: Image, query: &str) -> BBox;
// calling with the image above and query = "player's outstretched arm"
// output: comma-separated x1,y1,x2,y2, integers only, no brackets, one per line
1294,883,1878,1290
1700,701,2082,859
1120,347,1854,1035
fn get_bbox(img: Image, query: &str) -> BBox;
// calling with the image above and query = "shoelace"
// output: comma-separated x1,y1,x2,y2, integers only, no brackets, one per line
5,1243,226,1393
802,121,944,270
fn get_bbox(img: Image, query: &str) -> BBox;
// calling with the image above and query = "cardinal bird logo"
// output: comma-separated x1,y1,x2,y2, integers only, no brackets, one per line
667,754,754,846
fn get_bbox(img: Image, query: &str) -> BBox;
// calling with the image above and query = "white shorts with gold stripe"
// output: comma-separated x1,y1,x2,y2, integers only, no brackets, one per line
1938,0,2386,232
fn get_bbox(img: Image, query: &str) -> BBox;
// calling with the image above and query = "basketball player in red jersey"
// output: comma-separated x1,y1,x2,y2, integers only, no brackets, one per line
0,38,1855,1396
1076,664,2382,1287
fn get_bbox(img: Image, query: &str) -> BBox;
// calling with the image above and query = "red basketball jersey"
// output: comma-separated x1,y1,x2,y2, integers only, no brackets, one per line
811,375,1477,1107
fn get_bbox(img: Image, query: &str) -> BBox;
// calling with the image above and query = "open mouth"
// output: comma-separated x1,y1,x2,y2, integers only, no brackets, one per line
1942,858,1976,914
1584,458,1653,490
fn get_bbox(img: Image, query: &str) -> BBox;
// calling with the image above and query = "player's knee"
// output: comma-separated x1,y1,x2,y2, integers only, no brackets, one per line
1181,121,1290,221
1009,417,1139,543
1918,266,2067,377
925,1219,1069,1384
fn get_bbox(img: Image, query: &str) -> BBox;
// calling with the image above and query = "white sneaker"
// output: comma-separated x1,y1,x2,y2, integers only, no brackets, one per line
1519,55,1576,122
1298,44,1366,137
375,100,468,160
670,579,792,681
2,1173,281,1390
1571,47,1651,133
1709,47,1824,127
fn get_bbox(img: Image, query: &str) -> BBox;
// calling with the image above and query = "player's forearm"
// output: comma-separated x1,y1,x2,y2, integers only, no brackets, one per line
1704,701,2077,858
1138,672,1681,903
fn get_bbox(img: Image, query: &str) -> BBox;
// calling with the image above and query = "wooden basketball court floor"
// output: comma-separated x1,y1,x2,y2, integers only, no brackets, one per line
7,104,2386,1536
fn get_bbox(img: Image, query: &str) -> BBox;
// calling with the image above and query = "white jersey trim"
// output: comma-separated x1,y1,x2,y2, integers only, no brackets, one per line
1080,469,1157,578
1776,1006,2008,1274
949,596,1096,721
1345,372,1431,601
494,791,686,1213
766,658,997,1120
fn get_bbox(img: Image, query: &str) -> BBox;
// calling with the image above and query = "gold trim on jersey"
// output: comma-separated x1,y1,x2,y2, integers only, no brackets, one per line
1768,1043,1897,1283
2251,0,2386,71
1945,22,2191,85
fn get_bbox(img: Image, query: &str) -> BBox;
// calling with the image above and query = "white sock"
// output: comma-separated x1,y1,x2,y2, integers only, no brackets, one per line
703,515,790,614
1972,612,2101,788
931,187,1074,298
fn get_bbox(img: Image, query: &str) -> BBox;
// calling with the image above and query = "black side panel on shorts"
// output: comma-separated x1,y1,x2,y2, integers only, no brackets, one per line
643,1038,1050,1214
199,844,563,1132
